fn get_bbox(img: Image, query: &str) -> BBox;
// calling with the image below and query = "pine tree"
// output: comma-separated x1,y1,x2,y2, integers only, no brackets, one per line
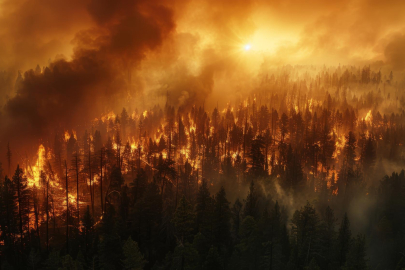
173,195,195,244
249,135,266,178
213,186,231,248
64,160,70,254
44,250,61,270
305,257,321,270
122,237,147,270
130,168,148,205
319,206,337,269
32,184,41,247
360,135,376,178
231,199,243,240
99,147,104,215
98,207,123,269
121,108,129,139
290,202,320,268
237,216,261,269
71,146,81,224
204,246,223,270
195,180,214,239
13,165,30,247
344,132,356,169
343,234,367,270
285,145,304,192
336,213,351,268
243,180,259,219
81,205,94,255
41,171,51,252
133,182,163,253
0,176,18,250
280,113,289,142
261,201,285,270
170,243,199,270
28,248,40,269
158,135,167,152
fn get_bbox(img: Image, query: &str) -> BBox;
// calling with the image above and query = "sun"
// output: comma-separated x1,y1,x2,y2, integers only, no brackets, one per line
244,44,251,51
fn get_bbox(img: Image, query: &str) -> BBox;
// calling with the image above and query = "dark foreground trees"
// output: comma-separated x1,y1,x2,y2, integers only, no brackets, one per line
0,162,372,270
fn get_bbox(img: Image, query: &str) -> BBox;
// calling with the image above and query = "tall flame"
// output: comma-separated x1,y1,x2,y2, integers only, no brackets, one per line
26,144,45,187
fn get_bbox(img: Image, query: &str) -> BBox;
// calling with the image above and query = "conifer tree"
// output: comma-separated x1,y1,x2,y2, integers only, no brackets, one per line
213,186,231,248
231,199,243,240
285,145,304,192
173,195,194,244
195,180,214,239
360,135,376,177
0,176,17,250
343,234,367,270
204,246,223,270
280,113,289,142
319,206,337,269
237,216,260,269
244,180,259,219
336,212,351,268
122,237,147,270
81,205,94,255
249,135,266,178
290,202,319,268
13,165,30,246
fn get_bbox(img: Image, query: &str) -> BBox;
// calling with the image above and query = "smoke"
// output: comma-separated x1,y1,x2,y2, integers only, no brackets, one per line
384,33,405,71
1,0,175,148
2,0,405,150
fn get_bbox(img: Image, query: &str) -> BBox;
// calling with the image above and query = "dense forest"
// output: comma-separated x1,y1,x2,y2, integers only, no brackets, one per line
2,65,405,269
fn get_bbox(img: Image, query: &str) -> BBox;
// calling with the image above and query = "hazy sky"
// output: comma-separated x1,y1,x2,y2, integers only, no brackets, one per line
1,0,404,71
0,0,404,148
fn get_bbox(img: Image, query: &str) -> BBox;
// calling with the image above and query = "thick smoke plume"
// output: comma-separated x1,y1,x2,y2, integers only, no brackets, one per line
1,0,175,148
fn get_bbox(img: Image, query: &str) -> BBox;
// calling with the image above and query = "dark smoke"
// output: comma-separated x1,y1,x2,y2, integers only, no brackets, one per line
2,0,175,145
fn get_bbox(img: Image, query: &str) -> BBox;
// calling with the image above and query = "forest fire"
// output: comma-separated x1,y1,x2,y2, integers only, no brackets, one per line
1,0,405,268
25,144,45,187
4,72,402,268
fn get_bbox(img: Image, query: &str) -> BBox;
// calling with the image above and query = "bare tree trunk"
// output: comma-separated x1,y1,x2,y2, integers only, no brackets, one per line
65,160,69,254
89,143,94,216
16,171,23,249
33,186,40,247
46,175,49,252
52,197,56,240
100,148,104,215
75,154,80,225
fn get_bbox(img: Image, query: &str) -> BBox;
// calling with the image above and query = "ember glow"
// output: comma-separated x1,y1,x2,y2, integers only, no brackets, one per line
1,0,405,269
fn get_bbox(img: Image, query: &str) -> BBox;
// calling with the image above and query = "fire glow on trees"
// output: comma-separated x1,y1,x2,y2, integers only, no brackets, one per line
1,0,405,268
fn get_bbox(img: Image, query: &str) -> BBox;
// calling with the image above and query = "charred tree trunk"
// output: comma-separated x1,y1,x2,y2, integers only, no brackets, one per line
16,172,23,249
65,160,69,255
138,144,141,170
33,186,40,247
75,154,80,225
100,148,104,215
88,143,94,216
52,197,56,241
46,175,49,252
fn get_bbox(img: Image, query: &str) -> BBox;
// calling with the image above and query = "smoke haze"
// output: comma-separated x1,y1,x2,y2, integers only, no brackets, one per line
1,0,405,148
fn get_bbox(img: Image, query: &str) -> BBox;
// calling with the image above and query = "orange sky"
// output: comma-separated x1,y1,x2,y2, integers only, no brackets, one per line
0,0,404,147
1,0,404,72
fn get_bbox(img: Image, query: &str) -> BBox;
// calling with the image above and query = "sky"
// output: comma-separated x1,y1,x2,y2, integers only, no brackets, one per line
0,0,404,148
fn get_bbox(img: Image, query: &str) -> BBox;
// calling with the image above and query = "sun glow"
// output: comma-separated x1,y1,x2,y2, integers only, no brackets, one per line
244,44,251,51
